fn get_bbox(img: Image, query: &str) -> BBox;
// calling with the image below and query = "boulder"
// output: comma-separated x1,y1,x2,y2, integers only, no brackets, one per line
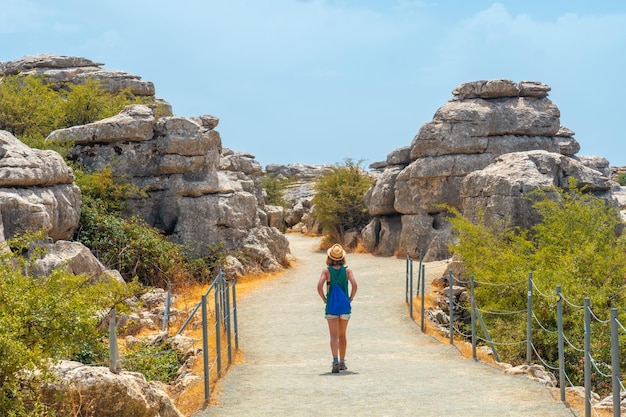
45,361,184,417
461,151,614,230
0,131,81,243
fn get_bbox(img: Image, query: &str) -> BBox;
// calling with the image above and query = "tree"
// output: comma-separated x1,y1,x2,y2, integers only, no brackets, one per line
311,159,373,246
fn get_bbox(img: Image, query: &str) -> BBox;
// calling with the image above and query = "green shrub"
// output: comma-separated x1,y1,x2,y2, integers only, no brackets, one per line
260,174,293,206
74,168,220,287
0,74,159,152
616,172,626,186
122,341,182,383
311,159,373,244
0,232,140,416
449,182,626,391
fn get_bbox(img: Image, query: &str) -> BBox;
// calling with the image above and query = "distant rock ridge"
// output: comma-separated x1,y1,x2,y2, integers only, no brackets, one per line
364,79,616,260
0,53,155,96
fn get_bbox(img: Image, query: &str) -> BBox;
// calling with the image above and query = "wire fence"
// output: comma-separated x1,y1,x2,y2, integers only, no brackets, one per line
108,268,238,405
405,256,625,417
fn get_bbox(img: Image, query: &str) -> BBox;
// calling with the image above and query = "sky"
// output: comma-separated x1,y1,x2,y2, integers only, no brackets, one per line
2,1,626,169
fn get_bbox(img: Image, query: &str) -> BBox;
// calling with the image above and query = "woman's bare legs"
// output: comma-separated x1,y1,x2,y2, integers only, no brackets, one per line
327,317,349,360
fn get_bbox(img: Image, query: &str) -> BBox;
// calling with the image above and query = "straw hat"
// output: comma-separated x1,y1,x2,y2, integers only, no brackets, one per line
327,243,346,261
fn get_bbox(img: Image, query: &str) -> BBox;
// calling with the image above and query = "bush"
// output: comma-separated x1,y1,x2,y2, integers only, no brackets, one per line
0,232,140,416
122,341,182,383
312,159,373,245
74,167,219,287
616,172,626,186
0,74,159,152
449,182,626,391
260,174,294,207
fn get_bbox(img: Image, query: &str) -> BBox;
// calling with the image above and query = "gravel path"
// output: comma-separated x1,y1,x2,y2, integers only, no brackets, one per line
195,233,577,417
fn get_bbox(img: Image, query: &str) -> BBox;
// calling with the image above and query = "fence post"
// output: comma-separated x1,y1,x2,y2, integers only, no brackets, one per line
409,257,414,319
584,297,591,417
416,250,422,299
232,277,239,349
610,308,620,417
526,272,533,364
162,281,172,332
225,274,233,365
420,263,426,332
109,309,120,373
470,275,477,361
405,252,409,304
215,283,222,377
201,294,210,404
448,270,454,345
556,286,566,402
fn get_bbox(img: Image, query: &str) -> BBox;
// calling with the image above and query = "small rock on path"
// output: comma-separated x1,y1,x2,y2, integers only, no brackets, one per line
195,234,576,417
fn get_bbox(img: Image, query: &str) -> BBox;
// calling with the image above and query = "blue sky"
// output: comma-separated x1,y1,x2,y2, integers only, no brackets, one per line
3,1,626,168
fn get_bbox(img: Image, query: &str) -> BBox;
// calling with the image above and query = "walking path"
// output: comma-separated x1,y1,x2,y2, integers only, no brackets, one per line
195,233,577,417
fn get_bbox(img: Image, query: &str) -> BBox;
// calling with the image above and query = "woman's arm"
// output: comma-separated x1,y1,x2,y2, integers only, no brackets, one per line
317,268,329,302
346,268,358,301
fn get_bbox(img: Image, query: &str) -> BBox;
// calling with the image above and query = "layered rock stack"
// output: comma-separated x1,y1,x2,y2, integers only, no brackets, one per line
46,105,290,273
364,80,615,260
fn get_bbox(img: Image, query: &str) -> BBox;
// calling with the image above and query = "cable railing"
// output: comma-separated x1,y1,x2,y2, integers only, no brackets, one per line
405,255,625,417
108,268,238,405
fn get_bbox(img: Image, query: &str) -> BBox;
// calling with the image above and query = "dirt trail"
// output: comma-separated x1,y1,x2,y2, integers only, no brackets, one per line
194,233,577,417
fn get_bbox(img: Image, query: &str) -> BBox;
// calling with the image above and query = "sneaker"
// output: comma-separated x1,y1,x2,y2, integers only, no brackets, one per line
339,362,347,371
331,361,340,373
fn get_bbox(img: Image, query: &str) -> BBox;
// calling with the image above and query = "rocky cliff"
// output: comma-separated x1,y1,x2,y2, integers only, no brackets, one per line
364,79,616,260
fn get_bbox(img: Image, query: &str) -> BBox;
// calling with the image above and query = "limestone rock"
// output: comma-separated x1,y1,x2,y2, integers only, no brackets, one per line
45,360,184,417
0,131,81,243
27,240,124,282
362,79,610,259
1,54,155,96
46,103,289,274
461,151,614,230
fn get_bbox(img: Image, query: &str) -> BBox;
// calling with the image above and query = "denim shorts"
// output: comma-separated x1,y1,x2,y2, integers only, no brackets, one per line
325,313,351,320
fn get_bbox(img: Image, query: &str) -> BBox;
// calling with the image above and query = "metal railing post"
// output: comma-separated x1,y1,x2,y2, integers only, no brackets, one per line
448,270,454,345
109,309,120,373
405,252,409,304
225,275,233,365
470,275,477,361
201,295,210,404
556,286,566,402
162,281,172,332
232,278,239,349
417,249,424,298
610,308,620,417
584,297,591,417
409,257,414,319
526,272,533,364
215,284,222,377
420,263,426,332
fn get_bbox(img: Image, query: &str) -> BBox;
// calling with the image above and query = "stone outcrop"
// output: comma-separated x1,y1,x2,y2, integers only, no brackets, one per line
47,105,290,274
364,79,614,260
45,360,184,417
0,130,81,243
1,53,155,96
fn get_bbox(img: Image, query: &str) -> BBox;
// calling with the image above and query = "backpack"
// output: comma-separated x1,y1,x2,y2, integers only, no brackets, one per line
327,278,351,316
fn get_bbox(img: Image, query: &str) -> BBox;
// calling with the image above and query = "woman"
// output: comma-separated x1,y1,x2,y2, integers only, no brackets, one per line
317,243,358,373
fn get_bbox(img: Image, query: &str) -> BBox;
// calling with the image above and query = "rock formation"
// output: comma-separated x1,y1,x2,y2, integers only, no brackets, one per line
47,104,290,273
45,360,184,417
365,79,615,260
